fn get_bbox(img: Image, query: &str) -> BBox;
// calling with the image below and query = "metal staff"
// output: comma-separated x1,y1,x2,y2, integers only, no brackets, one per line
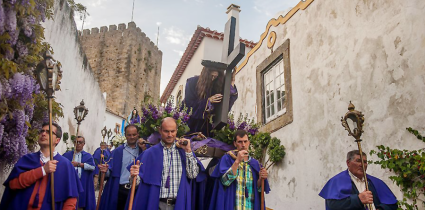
72,100,88,161
341,102,372,210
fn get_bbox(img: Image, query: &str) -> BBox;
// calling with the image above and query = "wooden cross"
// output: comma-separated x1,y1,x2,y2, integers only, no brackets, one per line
213,5,246,130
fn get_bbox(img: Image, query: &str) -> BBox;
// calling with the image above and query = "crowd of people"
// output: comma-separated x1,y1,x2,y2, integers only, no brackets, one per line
0,117,399,210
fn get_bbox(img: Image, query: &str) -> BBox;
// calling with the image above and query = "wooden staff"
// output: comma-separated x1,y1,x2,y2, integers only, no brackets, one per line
72,123,81,161
261,178,265,210
48,98,55,210
356,140,373,210
128,159,141,210
96,155,112,210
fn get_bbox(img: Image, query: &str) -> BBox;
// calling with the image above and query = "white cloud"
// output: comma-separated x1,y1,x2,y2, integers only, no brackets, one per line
156,22,162,26
173,49,184,56
163,26,190,46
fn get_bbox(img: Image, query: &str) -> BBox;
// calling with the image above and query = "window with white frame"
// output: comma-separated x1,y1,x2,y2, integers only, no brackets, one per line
263,56,286,123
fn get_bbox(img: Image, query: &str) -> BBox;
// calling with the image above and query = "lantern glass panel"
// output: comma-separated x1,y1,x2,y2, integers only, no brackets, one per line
38,68,48,90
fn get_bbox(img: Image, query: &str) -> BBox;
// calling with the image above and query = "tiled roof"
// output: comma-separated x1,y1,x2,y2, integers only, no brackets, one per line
160,26,256,103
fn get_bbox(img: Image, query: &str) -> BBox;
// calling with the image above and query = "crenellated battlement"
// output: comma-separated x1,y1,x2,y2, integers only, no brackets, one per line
79,21,162,117
80,22,160,51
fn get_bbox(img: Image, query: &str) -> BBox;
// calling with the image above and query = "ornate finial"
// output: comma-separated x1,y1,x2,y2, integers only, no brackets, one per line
348,101,355,111
80,100,85,106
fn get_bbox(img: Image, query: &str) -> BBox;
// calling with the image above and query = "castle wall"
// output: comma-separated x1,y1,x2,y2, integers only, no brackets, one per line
80,22,162,116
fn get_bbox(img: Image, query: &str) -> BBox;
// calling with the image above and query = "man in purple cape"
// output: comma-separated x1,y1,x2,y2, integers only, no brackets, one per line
0,122,82,210
127,117,204,210
319,150,398,210
98,125,144,210
63,136,96,210
209,130,270,210
183,62,238,137
93,141,111,175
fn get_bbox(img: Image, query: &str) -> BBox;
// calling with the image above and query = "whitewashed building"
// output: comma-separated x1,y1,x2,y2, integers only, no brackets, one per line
233,0,425,209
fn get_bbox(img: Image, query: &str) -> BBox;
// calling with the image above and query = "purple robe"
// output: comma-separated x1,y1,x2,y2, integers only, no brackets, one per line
183,76,238,136
98,145,143,210
208,154,270,210
0,151,83,210
63,150,96,210
125,143,206,210
93,147,111,175
319,170,398,210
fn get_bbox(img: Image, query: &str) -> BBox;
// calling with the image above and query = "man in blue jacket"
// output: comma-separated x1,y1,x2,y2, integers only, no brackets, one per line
319,150,398,210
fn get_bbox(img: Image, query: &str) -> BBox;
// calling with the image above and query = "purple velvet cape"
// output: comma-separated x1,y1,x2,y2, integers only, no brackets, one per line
208,154,270,210
319,170,397,209
98,145,143,210
183,76,238,136
125,143,206,210
93,147,111,175
0,151,83,210
63,150,96,210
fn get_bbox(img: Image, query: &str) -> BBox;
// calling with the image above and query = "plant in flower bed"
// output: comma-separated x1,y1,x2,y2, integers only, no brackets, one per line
0,0,66,169
370,127,425,210
212,112,260,145
137,96,191,138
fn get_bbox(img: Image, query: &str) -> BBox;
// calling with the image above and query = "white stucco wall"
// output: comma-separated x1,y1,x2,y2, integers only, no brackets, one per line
103,111,125,138
43,1,106,154
233,0,425,209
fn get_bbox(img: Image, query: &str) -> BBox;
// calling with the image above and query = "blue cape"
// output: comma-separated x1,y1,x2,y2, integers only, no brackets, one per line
319,170,397,208
99,145,143,210
208,154,270,210
0,152,83,210
93,147,111,175
125,143,205,210
63,150,96,210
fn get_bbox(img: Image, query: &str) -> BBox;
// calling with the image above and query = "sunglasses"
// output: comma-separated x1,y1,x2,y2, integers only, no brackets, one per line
76,141,85,145
39,129,56,136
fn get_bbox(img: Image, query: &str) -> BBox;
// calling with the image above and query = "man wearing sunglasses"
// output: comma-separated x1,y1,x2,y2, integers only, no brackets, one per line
319,150,398,210
0,122,82,210
63,136,96,210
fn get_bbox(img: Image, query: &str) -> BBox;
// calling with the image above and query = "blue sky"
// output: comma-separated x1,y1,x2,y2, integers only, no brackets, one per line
74,0,300,95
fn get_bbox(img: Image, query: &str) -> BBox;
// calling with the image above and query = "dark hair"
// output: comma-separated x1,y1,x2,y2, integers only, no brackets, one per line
124,124,139,133
196,67,224,99
347,150,367,161
233,130,248,142
42,122,62,139
100,142,107,146
77,136,85,143
131,108,139,119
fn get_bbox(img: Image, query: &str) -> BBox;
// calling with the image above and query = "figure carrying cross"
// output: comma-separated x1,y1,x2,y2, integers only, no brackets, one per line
183,4,246,137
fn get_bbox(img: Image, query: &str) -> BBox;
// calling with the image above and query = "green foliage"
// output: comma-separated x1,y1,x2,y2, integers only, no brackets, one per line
250,132,286,170
67,0,89,20
370,128,425,210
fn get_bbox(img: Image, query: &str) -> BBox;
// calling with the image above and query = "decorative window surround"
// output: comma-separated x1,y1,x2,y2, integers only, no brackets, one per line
256,39,293,133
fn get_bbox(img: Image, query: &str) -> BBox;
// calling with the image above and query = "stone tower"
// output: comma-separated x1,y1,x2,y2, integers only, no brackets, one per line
80,22,162,117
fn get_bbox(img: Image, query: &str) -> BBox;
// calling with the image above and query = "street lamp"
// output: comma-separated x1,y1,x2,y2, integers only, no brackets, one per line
34,51,62,210
72,100,88,161
341,101,371,210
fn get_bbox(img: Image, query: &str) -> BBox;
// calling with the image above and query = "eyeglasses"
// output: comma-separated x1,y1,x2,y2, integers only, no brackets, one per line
76,141,85,145
39,129,56,136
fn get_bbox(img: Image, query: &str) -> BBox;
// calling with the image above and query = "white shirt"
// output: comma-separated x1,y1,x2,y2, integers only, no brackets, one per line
40,151,58,176
348,170,376,210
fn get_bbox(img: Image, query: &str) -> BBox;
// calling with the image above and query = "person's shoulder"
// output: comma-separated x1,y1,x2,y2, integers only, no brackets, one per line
187,76,199,83
56,154,73,165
